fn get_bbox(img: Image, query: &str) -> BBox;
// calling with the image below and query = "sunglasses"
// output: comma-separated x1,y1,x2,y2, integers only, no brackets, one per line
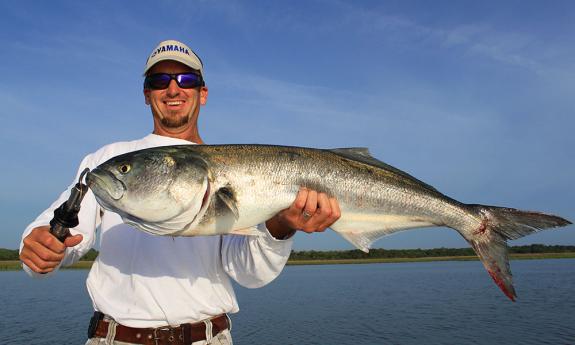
144,73,205,90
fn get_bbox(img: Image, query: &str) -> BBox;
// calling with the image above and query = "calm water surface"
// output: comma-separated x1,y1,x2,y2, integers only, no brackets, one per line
1,259,573,345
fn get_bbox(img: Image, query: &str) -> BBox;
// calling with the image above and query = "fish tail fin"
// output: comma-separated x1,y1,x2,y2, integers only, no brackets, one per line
462,204,571,301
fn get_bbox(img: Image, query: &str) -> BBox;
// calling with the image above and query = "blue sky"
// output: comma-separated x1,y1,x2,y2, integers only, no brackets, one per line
0,0,573,250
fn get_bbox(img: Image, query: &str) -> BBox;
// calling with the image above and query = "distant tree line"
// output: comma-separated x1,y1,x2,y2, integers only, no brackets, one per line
288,244,575,261
0,248,99,261
1,245,573,262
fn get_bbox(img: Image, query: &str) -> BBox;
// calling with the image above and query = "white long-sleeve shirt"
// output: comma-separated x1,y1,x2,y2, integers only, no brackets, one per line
20,134,293,327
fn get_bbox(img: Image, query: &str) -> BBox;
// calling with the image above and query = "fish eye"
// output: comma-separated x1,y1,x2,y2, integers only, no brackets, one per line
118,164,131,174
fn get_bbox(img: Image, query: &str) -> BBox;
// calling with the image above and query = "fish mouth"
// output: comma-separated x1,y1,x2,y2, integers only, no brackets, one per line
86,169,126,200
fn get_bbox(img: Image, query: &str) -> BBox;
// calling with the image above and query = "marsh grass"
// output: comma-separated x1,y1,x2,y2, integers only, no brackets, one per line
2,253,573,271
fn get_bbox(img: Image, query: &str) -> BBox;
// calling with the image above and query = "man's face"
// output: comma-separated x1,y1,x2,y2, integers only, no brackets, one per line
144,60,208,132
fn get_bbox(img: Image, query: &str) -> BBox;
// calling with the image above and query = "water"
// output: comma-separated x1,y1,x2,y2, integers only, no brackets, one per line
1,259,574,345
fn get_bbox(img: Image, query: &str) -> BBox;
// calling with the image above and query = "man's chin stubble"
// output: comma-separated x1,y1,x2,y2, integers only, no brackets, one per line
160,116,189,128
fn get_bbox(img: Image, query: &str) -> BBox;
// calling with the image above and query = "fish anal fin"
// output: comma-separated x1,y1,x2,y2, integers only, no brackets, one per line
332,214,435,252
339,231,380,253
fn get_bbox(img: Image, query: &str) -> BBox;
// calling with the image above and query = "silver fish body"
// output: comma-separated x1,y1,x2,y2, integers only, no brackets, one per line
86,144,571,301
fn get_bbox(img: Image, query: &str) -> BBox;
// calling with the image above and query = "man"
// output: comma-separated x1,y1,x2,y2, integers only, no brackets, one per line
20,39,341,345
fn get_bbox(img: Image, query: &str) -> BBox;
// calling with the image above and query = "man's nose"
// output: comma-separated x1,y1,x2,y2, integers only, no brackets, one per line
166,79,180,96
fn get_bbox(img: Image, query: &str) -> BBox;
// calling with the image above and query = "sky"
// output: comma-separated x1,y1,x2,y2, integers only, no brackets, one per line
0,0,573,251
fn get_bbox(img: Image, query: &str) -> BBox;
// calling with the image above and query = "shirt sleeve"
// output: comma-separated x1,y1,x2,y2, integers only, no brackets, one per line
220,223,294,288
19,154,101,278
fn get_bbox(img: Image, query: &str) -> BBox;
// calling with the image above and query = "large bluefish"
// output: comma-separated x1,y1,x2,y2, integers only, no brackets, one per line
86,144,571,300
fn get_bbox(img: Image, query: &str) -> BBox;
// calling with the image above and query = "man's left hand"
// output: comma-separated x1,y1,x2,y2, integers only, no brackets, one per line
266,188,341,239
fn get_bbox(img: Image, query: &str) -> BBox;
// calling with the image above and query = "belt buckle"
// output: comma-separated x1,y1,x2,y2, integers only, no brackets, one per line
153,326,183,345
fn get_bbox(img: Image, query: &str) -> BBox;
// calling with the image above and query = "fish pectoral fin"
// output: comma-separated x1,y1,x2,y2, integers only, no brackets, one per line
215,186,239,220
331,215,436,252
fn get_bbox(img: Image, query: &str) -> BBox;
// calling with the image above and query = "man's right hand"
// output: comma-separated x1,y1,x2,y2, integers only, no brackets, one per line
20,226,83,274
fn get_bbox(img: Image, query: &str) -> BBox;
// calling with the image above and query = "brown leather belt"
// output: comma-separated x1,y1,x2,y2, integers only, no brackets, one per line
93,313,229,345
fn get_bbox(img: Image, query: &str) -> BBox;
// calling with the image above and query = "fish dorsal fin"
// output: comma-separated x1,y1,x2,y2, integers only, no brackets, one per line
328,147,440,193
331,147,372,158
330,147,398,171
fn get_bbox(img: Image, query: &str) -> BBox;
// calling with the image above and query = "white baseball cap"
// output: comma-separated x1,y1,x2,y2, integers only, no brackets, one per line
143,40,204,77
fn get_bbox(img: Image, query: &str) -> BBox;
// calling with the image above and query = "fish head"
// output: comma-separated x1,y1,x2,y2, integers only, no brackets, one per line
86,146,211,235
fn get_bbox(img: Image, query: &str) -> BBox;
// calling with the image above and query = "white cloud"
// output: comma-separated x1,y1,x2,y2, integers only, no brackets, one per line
321,1,556,75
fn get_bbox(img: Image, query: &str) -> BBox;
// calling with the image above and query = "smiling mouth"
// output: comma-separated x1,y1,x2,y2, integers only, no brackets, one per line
165,100,184,106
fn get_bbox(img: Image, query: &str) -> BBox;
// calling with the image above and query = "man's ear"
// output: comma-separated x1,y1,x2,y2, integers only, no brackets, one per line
200,86,208,105
144,89,150,105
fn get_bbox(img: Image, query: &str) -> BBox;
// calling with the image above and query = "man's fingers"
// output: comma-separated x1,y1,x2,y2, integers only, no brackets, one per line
274,188,342,234
330,197,341,220
40,235,67,253
29,227,66,253
64,234,83,248
25,239,65,262
316,193,331,214
308,193,326,230
20,250,60,273
291,188,309,213
19,226,75,274
320,197,341,230
302,190,318,221
314,193,334,231
20,256,49,273
301,193,342,233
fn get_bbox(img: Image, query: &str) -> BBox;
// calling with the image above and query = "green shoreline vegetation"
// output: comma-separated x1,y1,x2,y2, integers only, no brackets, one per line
2,244,574,271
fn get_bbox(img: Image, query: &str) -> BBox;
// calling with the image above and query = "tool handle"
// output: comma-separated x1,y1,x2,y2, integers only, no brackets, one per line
49,179,89,242
49,222,72,242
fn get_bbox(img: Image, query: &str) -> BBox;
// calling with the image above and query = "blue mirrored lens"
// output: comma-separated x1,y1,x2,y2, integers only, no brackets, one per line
145,73,203,89
176,74,202,88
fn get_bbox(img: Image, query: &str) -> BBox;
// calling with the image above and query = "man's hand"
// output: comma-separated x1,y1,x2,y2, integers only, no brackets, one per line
266,188,341,239
20,226,83,274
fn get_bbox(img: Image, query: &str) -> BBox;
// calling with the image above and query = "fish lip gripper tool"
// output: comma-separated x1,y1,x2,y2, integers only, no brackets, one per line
49,168,90,242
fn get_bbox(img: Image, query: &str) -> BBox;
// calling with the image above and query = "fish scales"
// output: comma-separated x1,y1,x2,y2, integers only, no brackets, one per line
202,145,451,215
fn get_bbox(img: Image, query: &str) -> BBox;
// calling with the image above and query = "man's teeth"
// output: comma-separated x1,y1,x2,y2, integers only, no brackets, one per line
166,101,183,105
